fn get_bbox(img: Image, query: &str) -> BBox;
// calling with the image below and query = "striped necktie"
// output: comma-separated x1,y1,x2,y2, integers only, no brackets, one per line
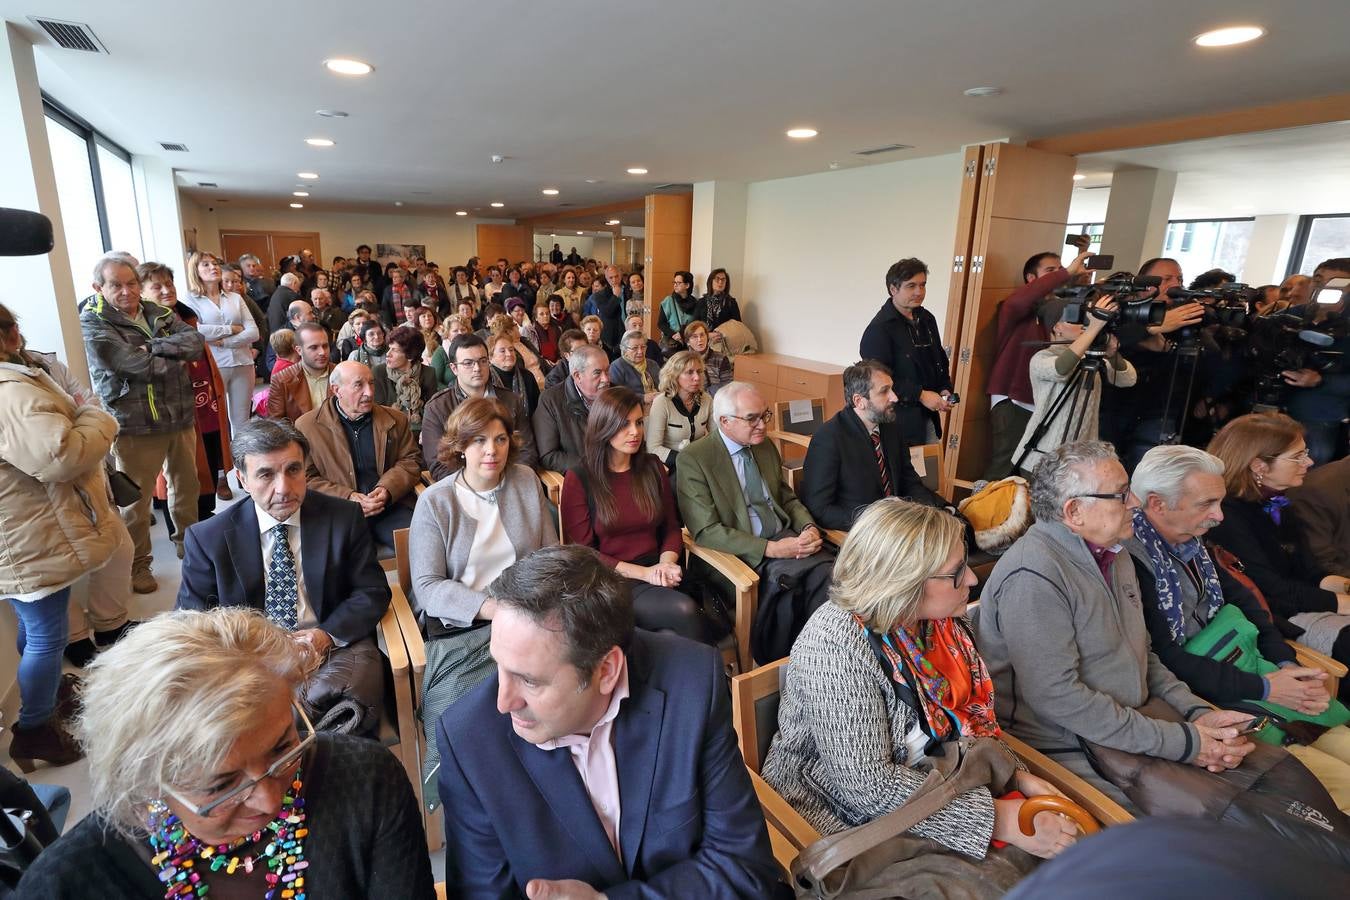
871,432,893,497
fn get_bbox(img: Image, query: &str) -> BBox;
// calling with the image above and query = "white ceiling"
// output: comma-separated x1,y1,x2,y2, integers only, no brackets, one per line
9,1,1350,216
1068,122,1350,221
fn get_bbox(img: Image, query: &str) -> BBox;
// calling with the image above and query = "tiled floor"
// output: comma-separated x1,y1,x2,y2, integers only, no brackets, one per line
3,475,447,882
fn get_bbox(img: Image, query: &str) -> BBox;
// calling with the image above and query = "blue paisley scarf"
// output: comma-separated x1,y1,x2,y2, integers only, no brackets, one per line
1131,507,1225,645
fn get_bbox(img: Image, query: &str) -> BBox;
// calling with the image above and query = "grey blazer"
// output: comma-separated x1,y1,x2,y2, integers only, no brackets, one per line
407,463,558,628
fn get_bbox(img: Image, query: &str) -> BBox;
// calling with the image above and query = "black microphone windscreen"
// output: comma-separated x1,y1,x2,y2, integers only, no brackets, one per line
1133,275,1162,288
0,208,55,257
1166,287,1189,299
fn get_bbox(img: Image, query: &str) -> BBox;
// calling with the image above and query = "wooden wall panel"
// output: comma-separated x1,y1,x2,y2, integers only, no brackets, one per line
942,146,985,365
476,224,532,269
644,193,693,340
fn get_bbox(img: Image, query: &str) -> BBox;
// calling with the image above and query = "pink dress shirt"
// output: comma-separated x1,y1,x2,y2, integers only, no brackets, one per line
537,656,631,856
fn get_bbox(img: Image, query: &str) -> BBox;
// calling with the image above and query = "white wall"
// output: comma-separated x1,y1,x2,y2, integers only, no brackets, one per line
1243,214,1300,285
741,152,965,365
535,233,596,260
187,203,478,272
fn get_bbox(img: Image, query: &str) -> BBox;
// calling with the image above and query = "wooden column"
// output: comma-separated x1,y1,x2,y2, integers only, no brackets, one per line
643,193,692,340
475,224,532,267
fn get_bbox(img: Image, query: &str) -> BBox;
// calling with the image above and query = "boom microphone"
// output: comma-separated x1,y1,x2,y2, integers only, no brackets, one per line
0,208,55,257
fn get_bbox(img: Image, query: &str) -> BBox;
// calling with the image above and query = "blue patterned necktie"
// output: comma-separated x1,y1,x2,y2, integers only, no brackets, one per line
264,523,299,631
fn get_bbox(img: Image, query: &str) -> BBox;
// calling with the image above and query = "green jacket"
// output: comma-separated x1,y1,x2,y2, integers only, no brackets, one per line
675,429,814,568
79,296,204,435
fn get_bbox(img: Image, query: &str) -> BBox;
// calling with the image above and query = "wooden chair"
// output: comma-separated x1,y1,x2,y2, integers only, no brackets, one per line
1289,641,1347,697
373,585,419,796
539,469,566,535
390,528,444,852
730,659,1134,869
682,529,759,672
766,397,825,492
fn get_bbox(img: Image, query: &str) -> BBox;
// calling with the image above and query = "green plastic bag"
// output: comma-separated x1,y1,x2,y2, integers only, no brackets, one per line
1182,604,1350,745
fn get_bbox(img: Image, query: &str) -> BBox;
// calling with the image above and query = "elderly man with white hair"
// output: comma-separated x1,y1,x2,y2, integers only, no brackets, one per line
675,381,833,663
268,271,304,331
1125,443,1350,811
977,440,1258,811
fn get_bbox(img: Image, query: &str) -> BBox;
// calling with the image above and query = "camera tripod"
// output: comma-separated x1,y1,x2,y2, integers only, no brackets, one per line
1158,340,1204,445
1013,347,1110,474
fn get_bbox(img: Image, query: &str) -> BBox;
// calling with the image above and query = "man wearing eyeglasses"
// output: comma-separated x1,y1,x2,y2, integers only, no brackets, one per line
676,382,834,664
977,441,1257,811
420,334,539,481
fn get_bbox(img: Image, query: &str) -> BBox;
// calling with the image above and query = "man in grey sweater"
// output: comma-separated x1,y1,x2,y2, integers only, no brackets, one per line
977,441,1257,809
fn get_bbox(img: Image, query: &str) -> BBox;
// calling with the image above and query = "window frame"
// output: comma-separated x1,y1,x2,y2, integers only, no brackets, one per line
1286,213,1350,278
42,93,134,254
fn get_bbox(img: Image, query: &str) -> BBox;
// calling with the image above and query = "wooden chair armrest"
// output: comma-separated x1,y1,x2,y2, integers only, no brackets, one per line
681,531,759,592
822,528,848,548
389,585,425,679
539,469,565,501
377,600,409,679
767,429,812,449
1001,732,1134,827
1288,639,1348,677
764,820,798,881
421,469,433,487
749,770,820,850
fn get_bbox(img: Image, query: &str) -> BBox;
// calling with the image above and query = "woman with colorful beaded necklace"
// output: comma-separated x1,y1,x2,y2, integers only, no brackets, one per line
17,608,434,899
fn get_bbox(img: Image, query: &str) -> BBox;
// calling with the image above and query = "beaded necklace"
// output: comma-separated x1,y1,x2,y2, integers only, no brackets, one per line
148,769,309,900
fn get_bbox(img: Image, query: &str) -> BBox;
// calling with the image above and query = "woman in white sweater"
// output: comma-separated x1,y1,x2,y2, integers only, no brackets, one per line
1012,296,1135,475
646,350,712,472
182,251,258,439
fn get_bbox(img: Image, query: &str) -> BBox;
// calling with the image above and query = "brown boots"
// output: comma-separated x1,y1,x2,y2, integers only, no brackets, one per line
9,674,85,773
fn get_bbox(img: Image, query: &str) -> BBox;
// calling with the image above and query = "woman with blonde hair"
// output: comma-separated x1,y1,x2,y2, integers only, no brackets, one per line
17,607,433,897
647,350,712,470
762,499,1079,860
182,250,258,440
1207,412,1350,695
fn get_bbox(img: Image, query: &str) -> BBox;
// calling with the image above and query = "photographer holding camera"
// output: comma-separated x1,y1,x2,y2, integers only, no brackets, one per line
1012,295,1136,475
1279,257,1350,464
985,245,1093,479
1099,258,1209,470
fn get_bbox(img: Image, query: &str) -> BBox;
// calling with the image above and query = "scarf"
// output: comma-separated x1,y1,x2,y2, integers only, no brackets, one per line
857,614,999,742
703,292,727,325
390,282,411,306
1262,494,1290,526
672,392,702,432
388,362,424,428
1130,507,1225,645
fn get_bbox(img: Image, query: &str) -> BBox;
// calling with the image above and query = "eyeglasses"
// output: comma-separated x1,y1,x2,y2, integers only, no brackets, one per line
725,410,773,426
927,554,970,590
456,357,491,369
163,703,316,818
1263,449,1313,463
1072,488,1132,504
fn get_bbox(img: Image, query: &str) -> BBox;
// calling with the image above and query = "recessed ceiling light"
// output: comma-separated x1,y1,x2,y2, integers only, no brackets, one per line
626,167,647,175
1072,174,1086,182
304,138,334,147
541,188,559,195
394,201,403,207
315,109,349,118
786,127,818,139
455,210,468,216
324,58,373,76
1194,26,1265,47
577,231,584,235
606,219,621,225
289,203,304,208
297,172,319,180
293,191,310,197
963,86,1004,98
584,178,602,184
490,202,505,208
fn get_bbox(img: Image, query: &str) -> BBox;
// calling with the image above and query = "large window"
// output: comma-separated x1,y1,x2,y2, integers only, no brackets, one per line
1063,223,1104,263
1162,218,1254,283
43,98,142,296
1288,214,1350,276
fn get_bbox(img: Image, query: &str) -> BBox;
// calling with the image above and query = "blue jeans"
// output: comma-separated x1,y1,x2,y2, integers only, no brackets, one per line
8,588,71,728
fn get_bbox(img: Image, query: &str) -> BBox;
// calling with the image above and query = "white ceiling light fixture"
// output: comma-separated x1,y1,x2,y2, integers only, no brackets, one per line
490,202,505,208
455,210,468,216
963,86,1004,98
324,58,373,76
1194,26,1266,47
1072,174,1086,181
293,191,309,197
305,137,334,147
394,201,403,207
606,219,621,225
315,109,349,118
626,167,648,175
289,203,304,208
297,172,319,180
541,188,560,195
786,127,818,139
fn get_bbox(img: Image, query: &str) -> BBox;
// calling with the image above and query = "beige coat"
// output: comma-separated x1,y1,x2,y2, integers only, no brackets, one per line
0,362,120,596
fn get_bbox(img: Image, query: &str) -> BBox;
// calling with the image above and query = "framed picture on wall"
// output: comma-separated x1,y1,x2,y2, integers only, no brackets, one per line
376,243,425,268
184,228,198,254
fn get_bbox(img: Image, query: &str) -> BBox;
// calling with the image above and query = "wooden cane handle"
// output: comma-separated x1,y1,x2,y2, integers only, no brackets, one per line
1018,794,1100,836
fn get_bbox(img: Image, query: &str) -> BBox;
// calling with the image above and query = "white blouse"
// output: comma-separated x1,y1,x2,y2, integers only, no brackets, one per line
452,476,517,593
183,290,259,369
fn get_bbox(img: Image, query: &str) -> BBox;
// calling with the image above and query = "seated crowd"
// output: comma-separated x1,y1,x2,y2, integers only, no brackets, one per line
9,245,1350,897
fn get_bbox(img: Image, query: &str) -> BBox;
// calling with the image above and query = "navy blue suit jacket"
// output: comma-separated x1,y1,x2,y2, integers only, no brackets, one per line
436,631,779,899
176,491,390,645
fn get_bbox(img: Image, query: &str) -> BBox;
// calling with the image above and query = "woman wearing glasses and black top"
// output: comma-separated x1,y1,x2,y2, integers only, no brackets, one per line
18,607,435,899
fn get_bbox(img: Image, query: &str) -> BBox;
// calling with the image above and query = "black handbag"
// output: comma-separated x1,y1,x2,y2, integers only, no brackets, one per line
105,460,141,507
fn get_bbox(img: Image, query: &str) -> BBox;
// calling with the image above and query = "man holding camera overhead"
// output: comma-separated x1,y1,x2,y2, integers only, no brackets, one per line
1281,257,1350,464
860,258,955,446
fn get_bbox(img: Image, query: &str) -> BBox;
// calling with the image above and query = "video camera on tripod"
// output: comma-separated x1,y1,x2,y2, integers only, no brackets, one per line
1054,272,1167,349
1245,278,1348,410
1163,284,1257,345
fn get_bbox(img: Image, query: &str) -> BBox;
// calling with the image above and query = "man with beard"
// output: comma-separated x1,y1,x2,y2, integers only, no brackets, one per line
801,359,946,531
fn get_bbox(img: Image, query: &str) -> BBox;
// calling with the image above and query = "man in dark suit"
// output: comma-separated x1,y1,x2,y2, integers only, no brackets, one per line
591,265,628,349
534,344,610,473
802,359,946,530
859,257,956,445
177,418,391,729
267,272,302,332
436,545,780,899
